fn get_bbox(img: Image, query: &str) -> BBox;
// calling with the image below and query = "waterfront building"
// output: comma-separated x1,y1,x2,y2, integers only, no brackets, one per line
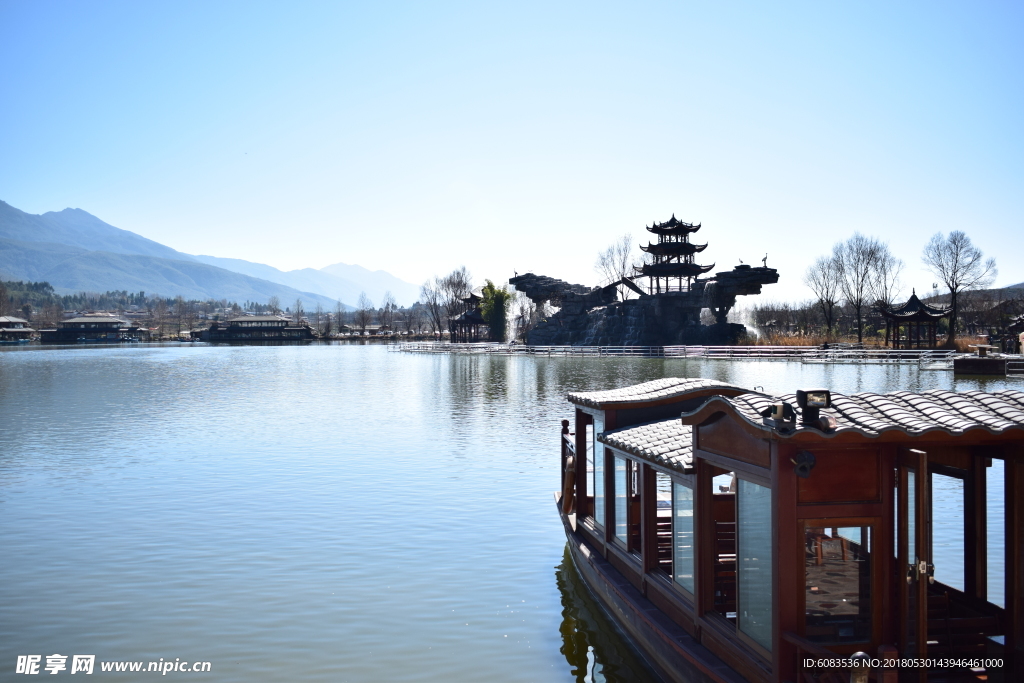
202,315,315,341
558,377,1023,682
40,315,136,343
0,315,34,343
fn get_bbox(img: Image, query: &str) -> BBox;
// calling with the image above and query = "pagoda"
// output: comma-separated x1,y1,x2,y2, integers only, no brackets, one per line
635,214,714,294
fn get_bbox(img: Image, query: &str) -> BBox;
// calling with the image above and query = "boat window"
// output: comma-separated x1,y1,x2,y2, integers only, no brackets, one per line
655,472,672,576
593,414,604,527
932,472,965,592
987,458,1005,608
709,470,736,622
737,478,772,652
585,421,594,520
804,524,873,644
672,480,695,594
614,456,628,544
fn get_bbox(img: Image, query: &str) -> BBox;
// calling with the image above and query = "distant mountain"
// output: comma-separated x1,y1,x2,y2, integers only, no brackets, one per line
192,256,420,308
319,262,420,307
0,200,193,261
0,200,418,308
0,237,345,308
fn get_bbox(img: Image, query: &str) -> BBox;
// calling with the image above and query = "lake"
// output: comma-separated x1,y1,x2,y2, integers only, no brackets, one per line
0,343,1018,681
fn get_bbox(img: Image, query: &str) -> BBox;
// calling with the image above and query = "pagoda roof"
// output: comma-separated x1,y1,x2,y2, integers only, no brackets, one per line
646,214,701,235
880,291,952,321
638,261,715,278
640,241,708,256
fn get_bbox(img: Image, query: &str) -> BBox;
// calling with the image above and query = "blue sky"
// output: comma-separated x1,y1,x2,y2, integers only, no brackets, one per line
2,1,1021,301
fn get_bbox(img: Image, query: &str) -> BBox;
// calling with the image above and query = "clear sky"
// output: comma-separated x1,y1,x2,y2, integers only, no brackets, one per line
2,1,1021,302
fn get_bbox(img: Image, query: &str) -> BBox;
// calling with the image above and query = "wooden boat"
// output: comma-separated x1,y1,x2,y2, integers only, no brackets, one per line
556,378,1024,682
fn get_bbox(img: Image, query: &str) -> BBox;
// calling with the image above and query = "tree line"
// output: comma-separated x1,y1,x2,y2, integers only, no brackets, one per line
782,230,1003,346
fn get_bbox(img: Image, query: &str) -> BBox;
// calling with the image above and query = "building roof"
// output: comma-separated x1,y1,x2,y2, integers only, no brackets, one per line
62,317,129,324
567,377,744,409
0,316,28,324
227,315,290,322
599,418,694,473
646,214,701,235
681,389,1024,440
880,291,952,321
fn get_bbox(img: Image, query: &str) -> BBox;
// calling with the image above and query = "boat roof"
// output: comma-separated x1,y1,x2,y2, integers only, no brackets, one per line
567,377,745,409
228,315,290,322
682,389,1024,440
599,419,694,473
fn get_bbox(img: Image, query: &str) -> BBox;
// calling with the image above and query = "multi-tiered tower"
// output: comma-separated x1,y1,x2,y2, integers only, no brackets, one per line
636,214,714,294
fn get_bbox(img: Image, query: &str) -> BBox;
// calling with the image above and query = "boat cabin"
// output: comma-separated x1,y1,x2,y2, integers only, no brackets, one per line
559,378,1024,683
203,315,315,341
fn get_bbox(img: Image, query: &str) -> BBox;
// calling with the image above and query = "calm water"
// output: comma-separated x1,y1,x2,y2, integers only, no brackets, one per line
1,344,1018,682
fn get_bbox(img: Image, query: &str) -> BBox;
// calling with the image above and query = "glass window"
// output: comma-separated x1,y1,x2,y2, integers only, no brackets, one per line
804,524,873,644
593,414,604,527
987,459,1005,608
907,470,915,564
932,473,965,592
673,482,695,593
737,479,772,651
655,472,673,575
614,456,628,543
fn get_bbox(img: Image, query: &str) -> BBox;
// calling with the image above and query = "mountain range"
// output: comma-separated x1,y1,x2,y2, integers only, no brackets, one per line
0,200,420,308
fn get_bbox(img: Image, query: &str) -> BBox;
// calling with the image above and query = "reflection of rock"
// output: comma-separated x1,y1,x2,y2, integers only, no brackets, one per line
511,265,779,346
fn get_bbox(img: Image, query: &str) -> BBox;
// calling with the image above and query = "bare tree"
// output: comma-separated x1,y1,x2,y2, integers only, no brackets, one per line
267,295,281,315
595,234,642,300
420,280,444,335
834,234,882,343
379,291,396,334
439,267,472,339
334,300,345,336
293,298,304,324
871,243,904,310
355,292,373,333
804,254,841,336
0,281,8,316
923,231,997,345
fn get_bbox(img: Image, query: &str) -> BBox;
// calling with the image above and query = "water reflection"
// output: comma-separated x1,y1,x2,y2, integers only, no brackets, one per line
555,547,659,683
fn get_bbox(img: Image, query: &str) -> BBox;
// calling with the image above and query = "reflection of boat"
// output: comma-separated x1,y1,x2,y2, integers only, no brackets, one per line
556,377,1024,682
555,546,666,683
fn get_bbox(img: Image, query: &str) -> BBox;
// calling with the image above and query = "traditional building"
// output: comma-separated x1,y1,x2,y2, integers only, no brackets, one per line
880,291,952,349
0,315,34,343
40,316,136,343
637,215,714,294
202,315,315,341
510,214,779,346
451,291,487,343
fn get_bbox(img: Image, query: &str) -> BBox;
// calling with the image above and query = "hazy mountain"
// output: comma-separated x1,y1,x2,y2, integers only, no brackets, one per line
192,255,418,308
0,237,345,308
320,262,420,307
0,200,194,261
0,200,417,308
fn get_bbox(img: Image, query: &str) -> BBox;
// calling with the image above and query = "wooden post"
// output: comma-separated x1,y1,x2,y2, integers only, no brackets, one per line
965,451,987,600
640,463,657,580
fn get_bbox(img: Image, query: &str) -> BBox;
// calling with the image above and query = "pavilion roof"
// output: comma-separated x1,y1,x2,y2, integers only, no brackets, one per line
599,419,694,473
880,291,952,321
646,214,701,235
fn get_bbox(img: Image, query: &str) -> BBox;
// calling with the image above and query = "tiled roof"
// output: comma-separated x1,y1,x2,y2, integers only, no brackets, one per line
599,419,694,473
567,377,742,408
62,317,128,324
684,389,1024,439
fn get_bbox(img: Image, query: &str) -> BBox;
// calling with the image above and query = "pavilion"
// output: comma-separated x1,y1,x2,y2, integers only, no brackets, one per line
880,290,952,349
